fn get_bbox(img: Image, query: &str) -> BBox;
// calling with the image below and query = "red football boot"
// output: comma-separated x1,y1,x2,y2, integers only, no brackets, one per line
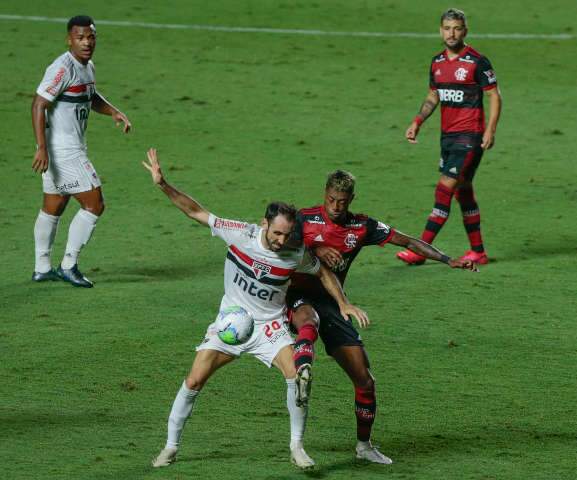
396,249,426,265
459,250,489,265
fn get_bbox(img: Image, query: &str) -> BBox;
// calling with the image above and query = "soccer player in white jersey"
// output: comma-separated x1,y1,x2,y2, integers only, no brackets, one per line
31,15,131,287
142,148,369,469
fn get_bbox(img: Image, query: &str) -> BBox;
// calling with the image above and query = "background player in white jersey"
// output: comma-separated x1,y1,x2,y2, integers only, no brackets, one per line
31,15,131,287
142,148,368,469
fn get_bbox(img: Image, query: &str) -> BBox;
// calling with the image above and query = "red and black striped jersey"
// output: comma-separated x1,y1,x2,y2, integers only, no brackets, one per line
429,45,498,135
290,205,395,294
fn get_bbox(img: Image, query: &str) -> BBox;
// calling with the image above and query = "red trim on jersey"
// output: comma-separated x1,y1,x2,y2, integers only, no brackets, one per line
300,206,322,216
378,228,396,246
65,83,93,93
229,245,294,277
482,84,497,91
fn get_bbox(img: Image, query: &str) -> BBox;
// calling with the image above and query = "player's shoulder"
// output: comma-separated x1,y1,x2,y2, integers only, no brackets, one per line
213,216,258,236
299,205,324,221
431,50,447,64
45,51,73,70
346,211,370,224
463,46,490,63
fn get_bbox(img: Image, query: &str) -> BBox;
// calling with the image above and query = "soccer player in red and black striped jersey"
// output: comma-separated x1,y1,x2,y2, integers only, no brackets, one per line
399,8,502,266
287,170,476,464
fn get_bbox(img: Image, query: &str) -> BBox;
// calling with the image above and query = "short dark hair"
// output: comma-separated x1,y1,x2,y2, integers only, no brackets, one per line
67,15,95,32
440,8,467,27
264,202,297,224
326,169,355,195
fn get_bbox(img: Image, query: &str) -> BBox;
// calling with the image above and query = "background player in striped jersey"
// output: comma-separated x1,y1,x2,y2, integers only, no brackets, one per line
142,149,368,469
399,8,502,266
288,170,475,464
31,15,131,287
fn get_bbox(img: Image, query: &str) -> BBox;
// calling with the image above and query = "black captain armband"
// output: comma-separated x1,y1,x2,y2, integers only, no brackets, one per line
440,255,451,265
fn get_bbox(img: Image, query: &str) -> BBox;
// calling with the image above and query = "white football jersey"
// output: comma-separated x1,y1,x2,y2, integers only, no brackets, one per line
208,214,321,323
36,51,96,152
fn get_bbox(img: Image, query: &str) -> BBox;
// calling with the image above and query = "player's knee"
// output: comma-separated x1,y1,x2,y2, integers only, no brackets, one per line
293,305,319,330
185,375,205,391
284,365,297,379
353,372,375,391
90,201,105,216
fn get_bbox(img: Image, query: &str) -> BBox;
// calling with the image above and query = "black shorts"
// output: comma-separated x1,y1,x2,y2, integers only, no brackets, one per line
439,133,484,181
287,290,363,356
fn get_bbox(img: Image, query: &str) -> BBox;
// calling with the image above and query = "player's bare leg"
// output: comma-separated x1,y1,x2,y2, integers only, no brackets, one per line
273,345,314,469
332,345,393,465
32,193,70,281
290,305,319,407
57,187,105,287
153,349,235,467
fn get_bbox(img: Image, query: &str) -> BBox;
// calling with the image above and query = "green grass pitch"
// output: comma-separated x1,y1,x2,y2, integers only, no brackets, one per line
1,1,576,479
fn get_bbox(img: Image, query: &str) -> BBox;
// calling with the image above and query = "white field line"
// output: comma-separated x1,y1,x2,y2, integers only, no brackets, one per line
0,14,574,40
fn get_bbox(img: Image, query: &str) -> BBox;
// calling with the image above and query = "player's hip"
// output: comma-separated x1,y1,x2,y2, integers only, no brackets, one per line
42,154,100,195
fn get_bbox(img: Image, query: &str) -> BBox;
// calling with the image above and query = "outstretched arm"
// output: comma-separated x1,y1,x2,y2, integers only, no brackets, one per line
31,95,52,173
92,91,131,133
315,263,370,328
405,88,439,144
481,87,502,150
142,148,210,226
389,230,477,270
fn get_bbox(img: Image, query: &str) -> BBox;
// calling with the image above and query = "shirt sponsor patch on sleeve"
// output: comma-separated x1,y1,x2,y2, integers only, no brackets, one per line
483,69,497,84
214,218,247,230
377,221,390,234
46,67,66,96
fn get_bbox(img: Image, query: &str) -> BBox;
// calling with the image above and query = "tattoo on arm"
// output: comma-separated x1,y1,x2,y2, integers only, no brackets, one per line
417,99,438,121
407,237,449,263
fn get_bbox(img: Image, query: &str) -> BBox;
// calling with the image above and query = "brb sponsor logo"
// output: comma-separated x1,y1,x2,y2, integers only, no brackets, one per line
438,89,464,103
232,272,278,302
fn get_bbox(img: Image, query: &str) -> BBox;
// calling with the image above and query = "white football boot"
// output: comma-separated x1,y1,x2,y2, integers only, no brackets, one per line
290,444,315,469
295,363,312,407
152,447,178,467
355,441,393,464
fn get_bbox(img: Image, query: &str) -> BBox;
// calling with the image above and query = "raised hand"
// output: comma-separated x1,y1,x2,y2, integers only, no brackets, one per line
142,148,164,184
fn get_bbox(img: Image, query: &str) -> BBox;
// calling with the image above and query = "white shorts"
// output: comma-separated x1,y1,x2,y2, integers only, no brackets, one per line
42,149,101,195
196,315,294,367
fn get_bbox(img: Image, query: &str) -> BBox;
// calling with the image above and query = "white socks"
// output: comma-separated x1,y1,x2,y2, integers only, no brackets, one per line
162,379,306,451
286,378,308,449
166,381,200,449
61,209,99,269
34,210,60,273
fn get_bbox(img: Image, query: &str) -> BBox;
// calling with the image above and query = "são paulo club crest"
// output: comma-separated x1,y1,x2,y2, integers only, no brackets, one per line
251,260,271,279
454,67,468,81
344,233,358,248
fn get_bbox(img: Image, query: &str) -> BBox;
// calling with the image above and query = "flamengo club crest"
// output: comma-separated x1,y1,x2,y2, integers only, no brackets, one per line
454,67,468,81
252,260,271,279
345,233,358,248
